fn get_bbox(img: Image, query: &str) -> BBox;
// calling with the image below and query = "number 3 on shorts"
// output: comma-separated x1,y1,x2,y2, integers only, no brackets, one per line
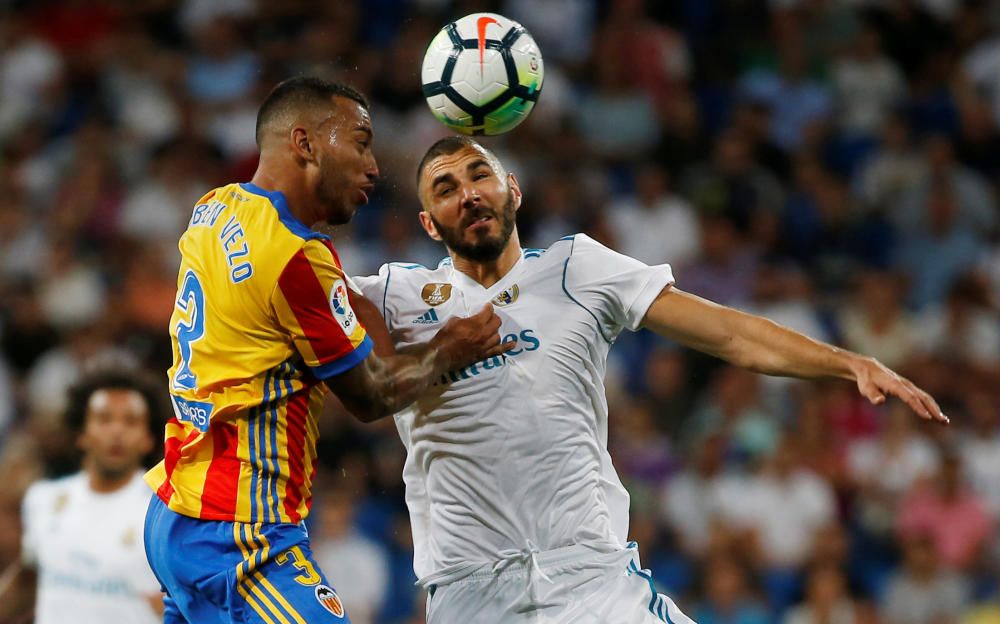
276,546,322,586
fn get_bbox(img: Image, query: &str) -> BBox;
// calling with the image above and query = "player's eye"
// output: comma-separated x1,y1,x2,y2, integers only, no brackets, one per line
437,186,453,197
473,171,489,180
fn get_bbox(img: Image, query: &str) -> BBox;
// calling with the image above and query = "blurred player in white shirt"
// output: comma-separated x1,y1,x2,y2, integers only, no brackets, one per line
0,371,163,623
352,136,946,623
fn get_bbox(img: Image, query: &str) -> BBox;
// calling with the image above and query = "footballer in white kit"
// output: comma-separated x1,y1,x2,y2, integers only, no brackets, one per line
21,471,161,624
352,137,946,623
2,371,163,623
356,234,689,623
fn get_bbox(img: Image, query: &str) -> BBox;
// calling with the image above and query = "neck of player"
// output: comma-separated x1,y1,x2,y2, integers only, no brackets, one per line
449,230,523,289
251,160,322,227
85,460,135,493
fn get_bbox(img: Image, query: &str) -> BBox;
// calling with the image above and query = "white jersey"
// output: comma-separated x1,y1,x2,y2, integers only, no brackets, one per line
21,471,161,624
354,234,673,582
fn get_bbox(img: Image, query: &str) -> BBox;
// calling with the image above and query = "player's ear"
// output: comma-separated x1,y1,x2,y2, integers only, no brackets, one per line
419,210,442,242
290,126,316,163
508,173,522,212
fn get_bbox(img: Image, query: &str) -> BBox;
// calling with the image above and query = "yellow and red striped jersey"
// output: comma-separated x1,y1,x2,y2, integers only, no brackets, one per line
144,182,372,524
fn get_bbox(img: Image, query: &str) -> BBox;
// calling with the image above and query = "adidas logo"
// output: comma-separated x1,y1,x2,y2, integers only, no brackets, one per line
413,308,440,324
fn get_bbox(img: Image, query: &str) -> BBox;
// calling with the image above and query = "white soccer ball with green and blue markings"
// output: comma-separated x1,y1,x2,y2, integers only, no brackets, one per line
421,12,544,136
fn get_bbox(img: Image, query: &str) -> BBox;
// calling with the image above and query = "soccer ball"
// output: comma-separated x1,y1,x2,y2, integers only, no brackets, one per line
421,13,544,136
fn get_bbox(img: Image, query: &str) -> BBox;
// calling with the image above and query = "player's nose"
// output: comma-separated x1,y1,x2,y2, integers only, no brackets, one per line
460,185,479,208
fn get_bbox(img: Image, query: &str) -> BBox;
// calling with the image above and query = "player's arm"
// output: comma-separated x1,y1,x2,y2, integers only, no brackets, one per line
326,303,510,422
276,243,513,422
145,592,165,616
346,287,395,357
0,559,36,618
641,286,948,424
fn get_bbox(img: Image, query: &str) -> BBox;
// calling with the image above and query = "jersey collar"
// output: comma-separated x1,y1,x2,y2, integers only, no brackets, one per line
446,248,526,297
239,182,331,241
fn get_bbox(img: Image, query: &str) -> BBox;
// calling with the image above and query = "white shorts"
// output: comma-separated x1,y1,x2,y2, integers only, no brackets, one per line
423,543,694,624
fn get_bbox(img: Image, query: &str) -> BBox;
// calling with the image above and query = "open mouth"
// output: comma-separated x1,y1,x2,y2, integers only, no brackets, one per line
358,185,374,204
465,215,493,231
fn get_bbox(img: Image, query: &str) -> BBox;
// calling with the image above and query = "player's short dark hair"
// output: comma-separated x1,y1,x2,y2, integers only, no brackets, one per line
255,76,369,148
65,369,163,440
416,135,495,186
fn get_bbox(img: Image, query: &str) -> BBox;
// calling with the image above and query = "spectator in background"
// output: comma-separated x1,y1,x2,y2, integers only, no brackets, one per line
686,366,779,462
677,214,759,306
782,156,892,291
847,402,940,540
575,48,659,161
839,270,918,371
611,399,677,491
681,129,785,233
591,0,691,109
118,137,219,261
914,274,1000,378
957,391,1000,521
660,433,743,561
0,7,63,142
897,451,993,572
831,25,907,142
693,555,771,624
881,534,969,624
895,135,996,236
721,436,837,611
782,564,860,624
606,164,700,268
894,181,984,310
962,22,1000,128
313,489,390,624
739,38,832,153
854,114,927,214
101,28,181,151
640,347,696,438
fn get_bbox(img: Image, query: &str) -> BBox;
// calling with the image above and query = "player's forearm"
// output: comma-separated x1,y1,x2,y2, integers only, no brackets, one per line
328,344,453,422
0,562,34,618
362,345,451,420
723,311,859,380
644,288,860,382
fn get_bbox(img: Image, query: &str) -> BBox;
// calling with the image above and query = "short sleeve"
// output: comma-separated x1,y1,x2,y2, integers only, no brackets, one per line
563,234,674,335
352,264,391,314
272,239,372,380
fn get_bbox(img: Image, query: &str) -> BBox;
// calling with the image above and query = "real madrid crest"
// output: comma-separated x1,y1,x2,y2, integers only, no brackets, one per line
421,283,452,307
493,284,519,306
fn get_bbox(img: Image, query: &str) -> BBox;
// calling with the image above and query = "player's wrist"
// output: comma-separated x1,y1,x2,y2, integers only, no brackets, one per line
841,351,875,382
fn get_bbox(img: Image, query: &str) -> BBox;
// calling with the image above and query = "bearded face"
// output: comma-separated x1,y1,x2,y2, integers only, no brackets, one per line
428,187,516,262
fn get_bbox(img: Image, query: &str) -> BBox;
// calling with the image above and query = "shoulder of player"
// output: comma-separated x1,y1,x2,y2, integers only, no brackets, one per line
381,259,450,285
22,473,84,508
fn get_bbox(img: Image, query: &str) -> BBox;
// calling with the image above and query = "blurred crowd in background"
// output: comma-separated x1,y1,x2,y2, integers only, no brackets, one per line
2,0,1000,622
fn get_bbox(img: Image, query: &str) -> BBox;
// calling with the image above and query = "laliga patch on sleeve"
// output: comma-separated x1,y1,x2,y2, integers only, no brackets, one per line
314,585,345,617
329,278,358,334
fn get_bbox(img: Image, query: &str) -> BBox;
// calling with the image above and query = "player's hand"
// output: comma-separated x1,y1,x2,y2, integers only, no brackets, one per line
431,303,515,370
851,356,949,425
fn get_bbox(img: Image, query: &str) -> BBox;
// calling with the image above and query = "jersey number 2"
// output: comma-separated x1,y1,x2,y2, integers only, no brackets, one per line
172,270,206,391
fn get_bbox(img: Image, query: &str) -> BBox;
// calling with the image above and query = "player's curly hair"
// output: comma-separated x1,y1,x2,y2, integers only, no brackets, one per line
64,369,164,442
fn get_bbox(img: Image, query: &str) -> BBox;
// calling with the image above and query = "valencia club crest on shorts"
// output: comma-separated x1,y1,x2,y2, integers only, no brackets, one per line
315,585,345,617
